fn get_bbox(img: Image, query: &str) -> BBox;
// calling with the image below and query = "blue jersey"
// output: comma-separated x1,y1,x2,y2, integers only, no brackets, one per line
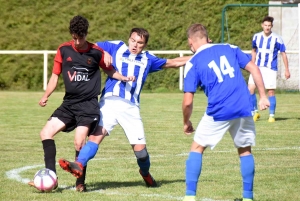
252,32,286,71
96,40,167,106
184,44,252,121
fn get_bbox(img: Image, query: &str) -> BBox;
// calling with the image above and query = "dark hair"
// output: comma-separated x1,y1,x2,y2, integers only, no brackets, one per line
69,15,89,37
187,23,208,40
129,28,149,44
262,16,274,24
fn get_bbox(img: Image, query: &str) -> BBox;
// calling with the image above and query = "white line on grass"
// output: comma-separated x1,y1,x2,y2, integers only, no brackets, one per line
177,146,300,156
4,163,230,201
6,146,297,200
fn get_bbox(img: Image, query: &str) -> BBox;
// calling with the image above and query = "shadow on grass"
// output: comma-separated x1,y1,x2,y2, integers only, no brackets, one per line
274,117,288,121
86,179,185,191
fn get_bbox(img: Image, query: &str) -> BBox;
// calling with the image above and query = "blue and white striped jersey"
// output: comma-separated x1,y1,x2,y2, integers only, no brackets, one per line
184,44,252,121
96,40,167,106
252,32,286,71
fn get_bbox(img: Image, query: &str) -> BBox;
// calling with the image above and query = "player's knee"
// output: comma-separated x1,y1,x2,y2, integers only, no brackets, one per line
39,128,54,140
74,138,85,151
134,148,149,161
248,85,256,94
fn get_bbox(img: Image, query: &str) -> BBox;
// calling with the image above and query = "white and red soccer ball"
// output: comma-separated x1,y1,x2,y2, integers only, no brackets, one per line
33,168,57,192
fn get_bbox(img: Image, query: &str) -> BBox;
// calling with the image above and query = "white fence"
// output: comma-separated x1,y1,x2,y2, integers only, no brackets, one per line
0,50,193,91
0,50,298,91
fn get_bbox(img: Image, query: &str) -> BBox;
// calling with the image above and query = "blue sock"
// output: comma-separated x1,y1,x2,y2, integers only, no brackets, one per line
77,141,99,166
269,96,276,115
185,152,202,196
251,94,258,111
240,154,255,199
137,156,150,176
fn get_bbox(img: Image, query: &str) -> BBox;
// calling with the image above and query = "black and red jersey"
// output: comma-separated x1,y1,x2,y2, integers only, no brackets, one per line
52,40,113,104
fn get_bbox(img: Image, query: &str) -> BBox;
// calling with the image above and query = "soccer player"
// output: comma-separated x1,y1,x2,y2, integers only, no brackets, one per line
248,16,290,122
58,27,191,188
182,24,270,201
28,15,134,192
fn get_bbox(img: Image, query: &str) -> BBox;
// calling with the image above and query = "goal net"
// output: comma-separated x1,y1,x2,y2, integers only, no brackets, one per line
269,1,300,91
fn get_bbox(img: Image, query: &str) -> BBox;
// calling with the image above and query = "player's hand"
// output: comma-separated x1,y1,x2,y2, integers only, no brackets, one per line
183,121,194,135
103,51,112,67
122,76,136,82
258,97,270,111
39,97,48,107
285,69,291,80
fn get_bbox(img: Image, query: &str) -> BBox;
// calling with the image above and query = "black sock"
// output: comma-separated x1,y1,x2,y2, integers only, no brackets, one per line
42,139,56,173
75,150,87,185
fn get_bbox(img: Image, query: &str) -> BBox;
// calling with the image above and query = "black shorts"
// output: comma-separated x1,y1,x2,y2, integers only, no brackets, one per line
50,98,100,135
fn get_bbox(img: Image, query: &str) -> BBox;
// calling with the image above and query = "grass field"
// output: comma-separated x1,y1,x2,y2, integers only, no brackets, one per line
0,92,299,201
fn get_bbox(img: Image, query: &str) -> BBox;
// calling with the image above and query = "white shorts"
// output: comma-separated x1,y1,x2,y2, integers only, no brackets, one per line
194,113,256,149
248,66,277,89
99,96,146,144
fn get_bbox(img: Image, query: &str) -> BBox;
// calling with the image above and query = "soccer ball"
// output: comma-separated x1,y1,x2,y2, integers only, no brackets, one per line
33,168,57,192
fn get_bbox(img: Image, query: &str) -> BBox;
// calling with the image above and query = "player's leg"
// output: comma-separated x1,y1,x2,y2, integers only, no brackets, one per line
58,127,107,176
267,89,276,122
59,97,116,180
260,67,277,122
75,149,87,192
238,147,254,201
73,125,107,192
28,116,66,189
183,142,206,201
229,117,255,201
183,114,229,201
77,98,112,168
132,144,157,187
59,98,100,180
73,125,90,192
117,98,157,187
40,117,66,173
248,74,260,121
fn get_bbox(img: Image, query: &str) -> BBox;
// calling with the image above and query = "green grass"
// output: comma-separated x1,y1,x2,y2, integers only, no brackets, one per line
0,92,299,201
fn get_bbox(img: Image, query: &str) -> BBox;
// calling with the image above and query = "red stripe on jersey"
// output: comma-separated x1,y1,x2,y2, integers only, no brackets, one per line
53,48,62,74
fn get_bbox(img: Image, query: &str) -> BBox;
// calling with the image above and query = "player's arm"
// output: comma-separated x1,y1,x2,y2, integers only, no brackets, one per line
163,56,192,68
39,52,62,107
244,61,270,110
281,52,290,79
251,48,257,63
99,50,135,82
39,72,59,107
182,92,195,135
103,68,135,82
103,51,113,68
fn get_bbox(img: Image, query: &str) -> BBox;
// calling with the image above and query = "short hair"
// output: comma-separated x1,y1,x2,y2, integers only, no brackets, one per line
262,16,274,24
69,15,89,37
187,23,208,40
129,28,150,44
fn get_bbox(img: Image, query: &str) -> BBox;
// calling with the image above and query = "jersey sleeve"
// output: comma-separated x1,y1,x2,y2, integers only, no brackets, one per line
147,52,167,73
276,36,286,52
183,60,198,93
235,46,251,69
96,40,122,55
98,50,113,71
252,34,258,49
53,48,62,75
